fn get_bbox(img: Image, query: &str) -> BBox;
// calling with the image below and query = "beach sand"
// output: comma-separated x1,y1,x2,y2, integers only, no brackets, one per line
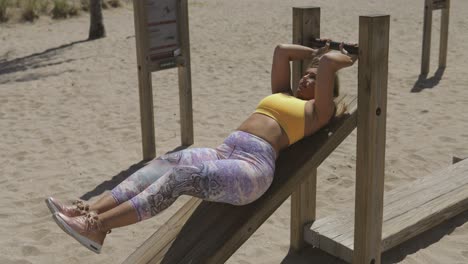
1,0,467,263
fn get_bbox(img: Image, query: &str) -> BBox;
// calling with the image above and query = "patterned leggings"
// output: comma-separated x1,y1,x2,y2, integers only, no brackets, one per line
110,131,276,221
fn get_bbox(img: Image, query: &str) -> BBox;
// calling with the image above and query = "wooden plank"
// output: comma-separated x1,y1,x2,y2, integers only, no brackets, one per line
123,198,202,264
309,158,468,239
134,0,156,160
124,95,357,264
438,0,450,68
305,159,468,263
177,0,194,146
354,14,389,264
290,6,320,252
291,7,320,95
421,0,433,76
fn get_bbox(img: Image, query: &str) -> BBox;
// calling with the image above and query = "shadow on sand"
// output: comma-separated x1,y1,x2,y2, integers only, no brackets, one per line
411,67,445,93
382,210,468,263
0,39,89,77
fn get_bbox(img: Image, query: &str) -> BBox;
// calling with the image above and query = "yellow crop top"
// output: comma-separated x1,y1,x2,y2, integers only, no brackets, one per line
255,93,307,145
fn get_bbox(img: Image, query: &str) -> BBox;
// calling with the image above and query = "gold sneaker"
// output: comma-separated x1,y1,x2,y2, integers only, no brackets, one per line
53,211,111,254
45,197,90,217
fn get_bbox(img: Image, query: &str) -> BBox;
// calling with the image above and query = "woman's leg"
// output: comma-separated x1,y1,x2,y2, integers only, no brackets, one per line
88,158,175,213
89,148,223,215
53,134,276,253
98,156,274,230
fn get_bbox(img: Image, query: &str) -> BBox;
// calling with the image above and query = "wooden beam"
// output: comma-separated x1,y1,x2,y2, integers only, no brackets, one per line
123,198,202,264
291,7,320,95
354,14,389,264
177,0,194,146
290,6,320,252
123,95,358,264
305,158,468,263
421,0,433,76
438,0,450,68
290,170,317,251
133,0,156,160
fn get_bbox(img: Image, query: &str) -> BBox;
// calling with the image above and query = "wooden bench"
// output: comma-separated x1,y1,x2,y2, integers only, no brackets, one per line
122,94,358,264
123,8,390,264
305,158,468,263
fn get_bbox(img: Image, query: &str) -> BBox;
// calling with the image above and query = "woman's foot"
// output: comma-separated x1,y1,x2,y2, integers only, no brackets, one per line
53,211,110,254
45,197,90,217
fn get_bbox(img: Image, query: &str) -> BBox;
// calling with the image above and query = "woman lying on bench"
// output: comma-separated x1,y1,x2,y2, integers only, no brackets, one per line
46,41,357,254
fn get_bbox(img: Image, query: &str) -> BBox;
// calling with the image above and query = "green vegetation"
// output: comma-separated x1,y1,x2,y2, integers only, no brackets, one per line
51,0,69,18
0,0,125,23
22,0,39,22
0,0,11,22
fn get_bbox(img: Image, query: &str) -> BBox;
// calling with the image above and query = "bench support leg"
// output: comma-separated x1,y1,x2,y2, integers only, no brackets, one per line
354,14,389,264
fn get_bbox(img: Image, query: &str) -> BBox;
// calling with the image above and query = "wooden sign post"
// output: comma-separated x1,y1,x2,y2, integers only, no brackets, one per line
133,0,193,160
421,0,450,76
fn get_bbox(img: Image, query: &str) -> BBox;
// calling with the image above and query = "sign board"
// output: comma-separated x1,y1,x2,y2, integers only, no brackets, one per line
432,0,447,10
146,0,182,69
133,0,193,159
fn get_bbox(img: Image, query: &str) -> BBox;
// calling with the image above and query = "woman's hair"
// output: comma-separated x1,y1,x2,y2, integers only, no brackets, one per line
308,57,346,117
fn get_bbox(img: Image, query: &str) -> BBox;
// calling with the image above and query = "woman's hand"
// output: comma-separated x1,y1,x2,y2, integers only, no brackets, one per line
319,42,358,71
339,42,358,65
312,39,331,59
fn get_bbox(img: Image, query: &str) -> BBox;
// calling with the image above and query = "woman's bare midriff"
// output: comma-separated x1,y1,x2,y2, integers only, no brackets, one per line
236,113,290,158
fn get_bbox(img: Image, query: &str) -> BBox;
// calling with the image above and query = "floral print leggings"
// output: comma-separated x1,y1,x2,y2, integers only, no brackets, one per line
110,131,276,221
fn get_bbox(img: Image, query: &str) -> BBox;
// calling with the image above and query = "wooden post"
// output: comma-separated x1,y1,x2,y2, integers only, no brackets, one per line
421,0,433,76
290,170,317,251
290,6,320,252
133,0,156,160
133,0,194,160
439,0,450,68
354,14,389,264
177,0,194,146
422,0,450,75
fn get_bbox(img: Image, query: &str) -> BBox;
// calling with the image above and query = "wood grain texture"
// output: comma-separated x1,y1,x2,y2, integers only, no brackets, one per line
305,159,468,263
133,0,156,160
421,0,433,76
353,14,389,264
177,0,194,146
438,0,450,68
291,7,320,95
290,6,320,252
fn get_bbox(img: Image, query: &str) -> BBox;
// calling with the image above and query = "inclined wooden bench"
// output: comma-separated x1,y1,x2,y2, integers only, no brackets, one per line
123,94,357,264
305,158,468,263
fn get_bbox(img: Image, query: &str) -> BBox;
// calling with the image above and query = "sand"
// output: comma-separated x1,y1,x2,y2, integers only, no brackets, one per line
1,0,467,263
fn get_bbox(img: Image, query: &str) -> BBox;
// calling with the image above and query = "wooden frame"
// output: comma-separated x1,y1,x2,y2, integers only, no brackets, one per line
421,0,450,76
133,0,194,160
123,6,389,264
290,8,390,264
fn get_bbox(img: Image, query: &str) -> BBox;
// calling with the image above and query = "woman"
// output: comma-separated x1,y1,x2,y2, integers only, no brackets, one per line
46,41,357,253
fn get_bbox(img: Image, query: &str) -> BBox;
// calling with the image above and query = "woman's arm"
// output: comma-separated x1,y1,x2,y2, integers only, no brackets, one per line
314,44,357,126
271,44,329,94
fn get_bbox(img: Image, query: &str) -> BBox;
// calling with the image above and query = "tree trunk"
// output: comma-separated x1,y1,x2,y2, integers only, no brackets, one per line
89,0,106,40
